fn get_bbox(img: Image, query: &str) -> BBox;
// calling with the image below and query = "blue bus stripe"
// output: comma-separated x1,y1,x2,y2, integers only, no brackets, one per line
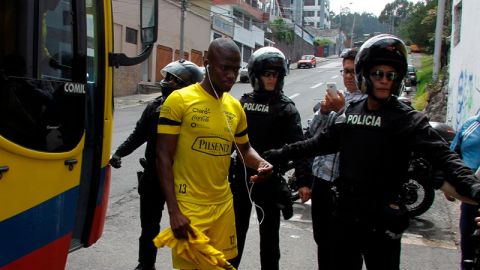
0,187,79,267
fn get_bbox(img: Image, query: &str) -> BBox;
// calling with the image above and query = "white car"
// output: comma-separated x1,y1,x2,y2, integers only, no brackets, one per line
239,66,249,83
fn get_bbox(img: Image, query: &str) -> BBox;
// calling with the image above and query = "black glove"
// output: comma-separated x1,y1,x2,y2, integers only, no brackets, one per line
263,148,285,164
109,154,122,168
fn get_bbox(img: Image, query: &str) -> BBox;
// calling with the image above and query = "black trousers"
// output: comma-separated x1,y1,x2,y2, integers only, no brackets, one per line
327,217,402,270
230,178,281,270
311,178,335,269
138,171,165,266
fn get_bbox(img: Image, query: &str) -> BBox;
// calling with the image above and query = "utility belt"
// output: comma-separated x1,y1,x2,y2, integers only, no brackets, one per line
331,178,410,236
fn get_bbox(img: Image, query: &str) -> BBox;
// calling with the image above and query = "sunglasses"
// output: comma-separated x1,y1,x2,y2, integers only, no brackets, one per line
261,70,279,78
340,69,355,76
370,70,397,81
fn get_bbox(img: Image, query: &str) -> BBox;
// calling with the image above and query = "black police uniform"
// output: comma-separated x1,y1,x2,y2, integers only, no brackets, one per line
266,96,480,270
229,91,312,270
113,96,165,267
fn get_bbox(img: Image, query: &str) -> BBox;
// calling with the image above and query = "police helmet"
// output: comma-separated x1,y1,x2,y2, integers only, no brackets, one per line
355,34,408,96
159,60,204,96
248,47,287,93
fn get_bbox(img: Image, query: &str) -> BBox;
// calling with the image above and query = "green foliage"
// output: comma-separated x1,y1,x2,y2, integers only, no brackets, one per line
313,38,333,47
379,0,412,29
330,12,388,43
269,18,294,44
413,55,433,110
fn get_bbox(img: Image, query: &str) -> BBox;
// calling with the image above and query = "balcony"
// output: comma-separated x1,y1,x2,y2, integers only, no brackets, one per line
213,0,269,21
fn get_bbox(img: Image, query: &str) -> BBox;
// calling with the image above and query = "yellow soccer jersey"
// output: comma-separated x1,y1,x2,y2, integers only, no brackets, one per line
158,83,249,204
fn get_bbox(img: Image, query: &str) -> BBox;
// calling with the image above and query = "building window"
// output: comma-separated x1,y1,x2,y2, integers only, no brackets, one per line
244,17,251,30
303,11,315,17
233,9,243,26
125,27,137,44
317,11,321,16
453,1,462,46
304,0,315,6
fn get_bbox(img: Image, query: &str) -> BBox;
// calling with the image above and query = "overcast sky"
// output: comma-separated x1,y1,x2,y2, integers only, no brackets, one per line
329,0,422,17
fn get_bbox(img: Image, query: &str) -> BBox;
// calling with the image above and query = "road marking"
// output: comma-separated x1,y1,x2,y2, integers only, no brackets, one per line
310,82,324,89
331,75,339,79
289,93,300,99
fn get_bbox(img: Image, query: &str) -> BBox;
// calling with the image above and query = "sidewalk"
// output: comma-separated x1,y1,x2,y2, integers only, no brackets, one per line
114,92,160,109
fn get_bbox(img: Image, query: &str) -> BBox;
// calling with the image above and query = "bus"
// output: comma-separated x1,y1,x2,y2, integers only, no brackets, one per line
0,0,157,269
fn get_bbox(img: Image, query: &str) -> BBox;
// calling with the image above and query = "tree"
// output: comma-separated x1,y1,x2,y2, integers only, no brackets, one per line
269,18,294,44
313,38,333,47
379,0,413,33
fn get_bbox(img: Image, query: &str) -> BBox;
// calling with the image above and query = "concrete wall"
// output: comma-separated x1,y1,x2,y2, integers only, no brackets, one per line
446,0,480,129
145,0,210,85
112,1,143,97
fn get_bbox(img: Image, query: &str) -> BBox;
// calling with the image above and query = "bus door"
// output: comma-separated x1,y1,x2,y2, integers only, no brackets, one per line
0,0,89,268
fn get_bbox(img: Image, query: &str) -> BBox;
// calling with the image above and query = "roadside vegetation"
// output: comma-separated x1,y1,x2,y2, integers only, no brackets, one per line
412,55,433,110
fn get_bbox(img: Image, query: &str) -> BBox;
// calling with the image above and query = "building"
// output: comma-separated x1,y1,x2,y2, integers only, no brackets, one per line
303,0,330,29
211,0,268,67
112,0,211,96
446,0,480,129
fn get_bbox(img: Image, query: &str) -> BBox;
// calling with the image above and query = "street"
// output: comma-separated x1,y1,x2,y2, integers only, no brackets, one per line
66,57,462,270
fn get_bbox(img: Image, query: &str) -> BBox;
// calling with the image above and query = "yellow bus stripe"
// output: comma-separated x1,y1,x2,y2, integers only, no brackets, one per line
0,135,84,221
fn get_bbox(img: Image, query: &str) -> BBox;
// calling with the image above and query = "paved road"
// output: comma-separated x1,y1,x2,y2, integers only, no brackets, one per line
67,57,463,270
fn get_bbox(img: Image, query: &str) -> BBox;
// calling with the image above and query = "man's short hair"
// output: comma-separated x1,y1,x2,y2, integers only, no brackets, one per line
342,49,357,63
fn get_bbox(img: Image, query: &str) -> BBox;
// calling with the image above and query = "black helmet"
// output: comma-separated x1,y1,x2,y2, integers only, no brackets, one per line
159,60,204,96
355,34,408,96
248,47,287,93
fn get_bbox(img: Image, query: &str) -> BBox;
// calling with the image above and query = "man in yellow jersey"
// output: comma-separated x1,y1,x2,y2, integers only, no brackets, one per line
156,38,273,269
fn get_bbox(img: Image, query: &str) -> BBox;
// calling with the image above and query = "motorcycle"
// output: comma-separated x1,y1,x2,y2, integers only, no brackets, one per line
401,121,456,217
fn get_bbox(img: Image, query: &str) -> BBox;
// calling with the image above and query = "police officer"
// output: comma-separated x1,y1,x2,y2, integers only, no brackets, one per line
264,35,480,270
109,60,203,270
229,47,312,270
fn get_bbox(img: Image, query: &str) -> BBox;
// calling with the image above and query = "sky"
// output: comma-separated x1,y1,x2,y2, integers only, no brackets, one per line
329,0,422,17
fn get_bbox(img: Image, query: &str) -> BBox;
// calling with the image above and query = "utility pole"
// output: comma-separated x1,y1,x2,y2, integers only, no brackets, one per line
179,0,187,60
350,14,355,48
338,7,342,55
433,0,446,80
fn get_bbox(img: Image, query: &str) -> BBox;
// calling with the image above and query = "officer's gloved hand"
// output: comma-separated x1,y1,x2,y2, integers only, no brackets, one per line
263,148,285,164
109,154,122,168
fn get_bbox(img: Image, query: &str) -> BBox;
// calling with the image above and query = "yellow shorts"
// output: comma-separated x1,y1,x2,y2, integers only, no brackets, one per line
172,199,238,269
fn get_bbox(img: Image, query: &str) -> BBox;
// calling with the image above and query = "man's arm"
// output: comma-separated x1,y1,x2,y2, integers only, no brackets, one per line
156,133,195,239
235,142,273,183
110,105,152,168
409,113,480,202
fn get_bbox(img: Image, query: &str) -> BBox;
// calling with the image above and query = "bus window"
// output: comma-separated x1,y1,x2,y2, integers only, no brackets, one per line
0,0,84,153
39,0,74,80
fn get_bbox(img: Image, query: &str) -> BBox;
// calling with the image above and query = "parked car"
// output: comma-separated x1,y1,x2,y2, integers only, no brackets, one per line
407,64,417,86
239,66,249,83
297,55,316,69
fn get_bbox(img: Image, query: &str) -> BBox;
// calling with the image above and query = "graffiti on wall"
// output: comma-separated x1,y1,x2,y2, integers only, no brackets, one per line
451,69,480,129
